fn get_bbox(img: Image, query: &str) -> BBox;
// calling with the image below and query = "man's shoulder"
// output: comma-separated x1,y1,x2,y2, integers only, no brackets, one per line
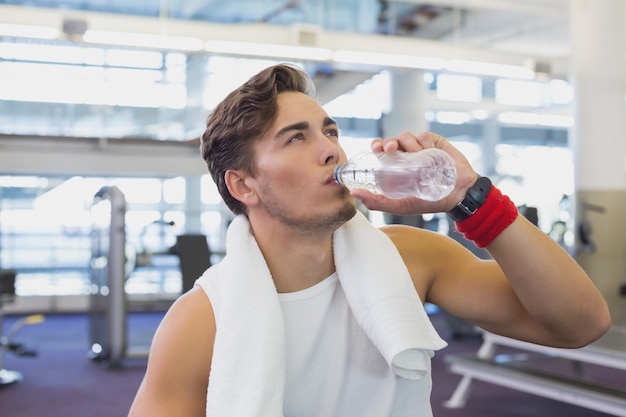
380,223,459,268
168,286,214,322
380,223,444,244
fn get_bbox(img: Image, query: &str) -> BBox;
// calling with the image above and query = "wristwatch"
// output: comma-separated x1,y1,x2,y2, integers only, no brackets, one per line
447,176,492,222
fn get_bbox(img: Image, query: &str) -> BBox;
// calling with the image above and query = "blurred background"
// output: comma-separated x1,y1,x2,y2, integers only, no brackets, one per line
0,2,625,416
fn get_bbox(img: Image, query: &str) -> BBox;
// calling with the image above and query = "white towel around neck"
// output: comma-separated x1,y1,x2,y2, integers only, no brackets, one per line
198,211,447,417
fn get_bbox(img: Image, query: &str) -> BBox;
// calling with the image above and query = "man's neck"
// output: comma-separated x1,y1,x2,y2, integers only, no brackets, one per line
248,215,337,293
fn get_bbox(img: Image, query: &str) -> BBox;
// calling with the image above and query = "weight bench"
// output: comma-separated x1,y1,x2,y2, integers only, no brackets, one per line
444,329,626,416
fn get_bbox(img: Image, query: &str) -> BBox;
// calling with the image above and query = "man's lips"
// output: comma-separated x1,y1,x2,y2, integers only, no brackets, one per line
325,172,340,186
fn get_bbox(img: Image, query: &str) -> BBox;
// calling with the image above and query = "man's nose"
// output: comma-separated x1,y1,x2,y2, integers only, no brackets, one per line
319,138,340,165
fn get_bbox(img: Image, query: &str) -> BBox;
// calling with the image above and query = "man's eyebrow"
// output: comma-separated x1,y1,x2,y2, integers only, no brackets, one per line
274,117,337,139
323,117,338,127
275,121,309,139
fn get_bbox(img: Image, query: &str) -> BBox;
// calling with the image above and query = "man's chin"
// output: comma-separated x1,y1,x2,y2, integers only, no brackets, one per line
335,201,358,224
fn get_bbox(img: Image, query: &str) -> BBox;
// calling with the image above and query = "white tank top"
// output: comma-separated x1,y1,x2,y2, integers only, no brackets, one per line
278,273,433,417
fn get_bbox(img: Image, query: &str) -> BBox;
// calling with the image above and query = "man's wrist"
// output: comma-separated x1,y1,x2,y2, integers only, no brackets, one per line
447,176,492,222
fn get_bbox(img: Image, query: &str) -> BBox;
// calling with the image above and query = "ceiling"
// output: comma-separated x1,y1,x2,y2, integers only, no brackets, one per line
1,0,571,60
0,0,575,175
0,0,575,136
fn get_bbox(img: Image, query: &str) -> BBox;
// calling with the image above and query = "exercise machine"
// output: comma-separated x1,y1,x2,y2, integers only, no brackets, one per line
88,186,150,367
0,269,44,385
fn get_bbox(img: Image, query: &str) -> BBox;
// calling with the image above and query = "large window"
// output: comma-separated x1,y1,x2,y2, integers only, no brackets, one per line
0,40,190,139
0,49,576,303
0,175,224,297
496,144,574,235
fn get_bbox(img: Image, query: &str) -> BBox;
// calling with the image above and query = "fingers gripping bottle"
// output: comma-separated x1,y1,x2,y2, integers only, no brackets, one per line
334,148,456,201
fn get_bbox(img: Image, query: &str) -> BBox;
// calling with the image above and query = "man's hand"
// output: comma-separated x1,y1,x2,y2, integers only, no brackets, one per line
351,131,478,215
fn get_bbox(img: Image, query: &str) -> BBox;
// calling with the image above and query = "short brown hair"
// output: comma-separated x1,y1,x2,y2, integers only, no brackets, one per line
200,63,316,215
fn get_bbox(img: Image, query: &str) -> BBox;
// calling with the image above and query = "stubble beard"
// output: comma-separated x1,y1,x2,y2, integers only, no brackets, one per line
261,185,357,235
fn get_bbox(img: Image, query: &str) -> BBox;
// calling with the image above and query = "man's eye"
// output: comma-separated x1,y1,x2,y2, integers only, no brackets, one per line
326,129,339,138
288,133,305,143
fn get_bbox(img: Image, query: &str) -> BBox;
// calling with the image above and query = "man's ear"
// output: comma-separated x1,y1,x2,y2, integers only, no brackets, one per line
225,169,258,206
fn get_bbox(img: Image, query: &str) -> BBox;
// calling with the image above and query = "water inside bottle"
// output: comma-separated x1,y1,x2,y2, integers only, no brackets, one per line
335,166,383,195
335,149,456,200
369,167,450,199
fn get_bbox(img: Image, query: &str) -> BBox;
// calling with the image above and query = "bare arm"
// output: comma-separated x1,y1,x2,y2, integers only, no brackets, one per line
128,287,215,417
360,131,610,348
473,214,610,346
384,216,610,349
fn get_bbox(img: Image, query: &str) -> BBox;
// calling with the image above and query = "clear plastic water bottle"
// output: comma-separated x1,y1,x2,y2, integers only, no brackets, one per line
334,148,456,201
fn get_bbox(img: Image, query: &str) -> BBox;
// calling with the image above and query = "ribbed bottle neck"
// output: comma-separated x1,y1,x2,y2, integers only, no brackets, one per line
334,164,346,187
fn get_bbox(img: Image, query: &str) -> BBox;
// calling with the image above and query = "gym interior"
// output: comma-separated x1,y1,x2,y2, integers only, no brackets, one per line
0,1,625,416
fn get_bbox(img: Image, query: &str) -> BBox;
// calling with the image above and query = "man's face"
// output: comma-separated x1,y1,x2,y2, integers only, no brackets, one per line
248,91,356,232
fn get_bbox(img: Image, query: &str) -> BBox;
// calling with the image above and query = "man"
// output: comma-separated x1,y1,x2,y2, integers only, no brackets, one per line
128,63,610,416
